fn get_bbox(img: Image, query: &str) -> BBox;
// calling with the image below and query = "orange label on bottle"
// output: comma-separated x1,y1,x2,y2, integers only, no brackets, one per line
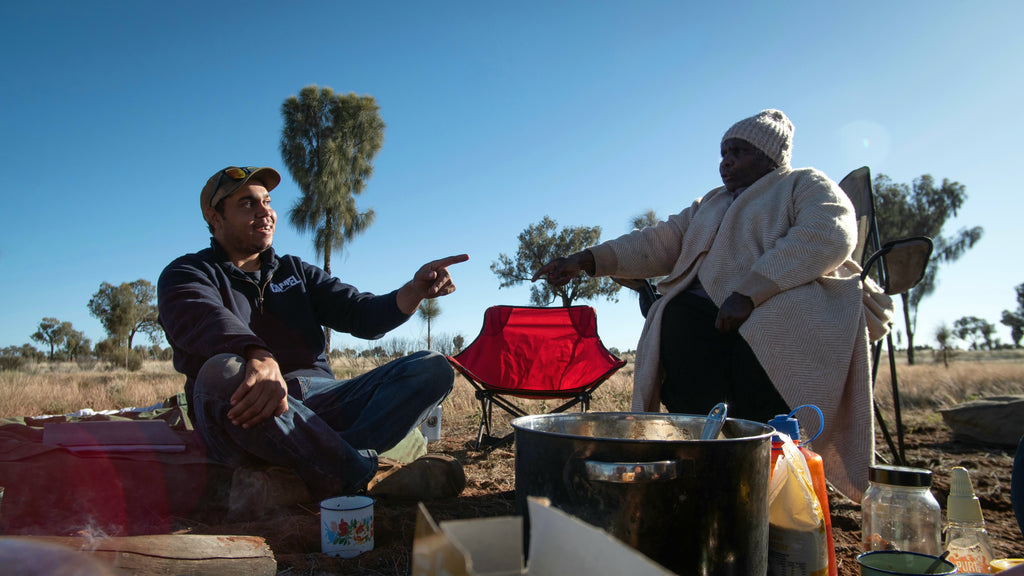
947,550,992,573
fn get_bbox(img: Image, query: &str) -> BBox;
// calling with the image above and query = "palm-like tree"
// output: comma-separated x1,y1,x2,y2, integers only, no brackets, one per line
630,209,659,231
280,85,386,350
935,324,952,368
418,299,441,350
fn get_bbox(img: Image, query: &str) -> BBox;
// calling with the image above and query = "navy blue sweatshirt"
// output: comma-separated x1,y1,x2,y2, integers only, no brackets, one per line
157,240,410,403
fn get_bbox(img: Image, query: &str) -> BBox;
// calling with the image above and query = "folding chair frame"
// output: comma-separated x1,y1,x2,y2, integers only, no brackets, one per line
841,167,934,466
467,376,601,449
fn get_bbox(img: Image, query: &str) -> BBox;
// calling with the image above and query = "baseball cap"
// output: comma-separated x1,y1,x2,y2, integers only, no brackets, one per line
200,166,282,216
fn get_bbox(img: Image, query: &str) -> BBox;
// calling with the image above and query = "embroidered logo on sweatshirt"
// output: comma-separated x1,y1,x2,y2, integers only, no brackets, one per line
270,275,301,293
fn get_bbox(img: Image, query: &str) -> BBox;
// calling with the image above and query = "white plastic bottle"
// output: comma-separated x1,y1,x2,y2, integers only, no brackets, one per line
944,466,995,573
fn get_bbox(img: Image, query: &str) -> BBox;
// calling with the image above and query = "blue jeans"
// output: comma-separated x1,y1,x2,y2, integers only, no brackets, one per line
193,350,453,499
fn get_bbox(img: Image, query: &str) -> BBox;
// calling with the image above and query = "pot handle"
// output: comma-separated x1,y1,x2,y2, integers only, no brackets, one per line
582,459,684,483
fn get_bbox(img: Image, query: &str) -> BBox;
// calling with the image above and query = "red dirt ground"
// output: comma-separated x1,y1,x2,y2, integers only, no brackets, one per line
173,409,1022,576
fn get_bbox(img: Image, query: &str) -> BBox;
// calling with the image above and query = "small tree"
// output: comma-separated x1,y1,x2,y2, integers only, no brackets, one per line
88,279,161,368
630,210,660,231
953,316,996,350
0,345,40,371
31,317,72,361
29,319,88,362
873,174,984,364
418,299,441,350
21,344,44,363
430,332,465,356
934,323,953,368
491,216,621,307
62,328,91,361
89,280,161,349
626,210,666,289
1000,283,1024,348
94,337,123,366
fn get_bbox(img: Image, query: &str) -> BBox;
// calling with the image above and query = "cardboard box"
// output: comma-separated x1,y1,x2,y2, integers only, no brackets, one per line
412,497,674,576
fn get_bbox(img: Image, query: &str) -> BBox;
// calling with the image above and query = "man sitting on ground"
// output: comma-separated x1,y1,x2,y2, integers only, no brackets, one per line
158,165,468,517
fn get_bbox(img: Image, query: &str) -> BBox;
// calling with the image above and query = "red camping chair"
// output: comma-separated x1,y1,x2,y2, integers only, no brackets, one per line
448,305,626,449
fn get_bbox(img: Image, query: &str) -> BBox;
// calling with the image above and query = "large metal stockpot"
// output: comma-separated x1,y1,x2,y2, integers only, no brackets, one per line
511,412,774,576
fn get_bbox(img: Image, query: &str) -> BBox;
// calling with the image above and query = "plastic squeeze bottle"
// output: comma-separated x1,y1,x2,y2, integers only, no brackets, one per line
768,405,837,576
945,466,995,573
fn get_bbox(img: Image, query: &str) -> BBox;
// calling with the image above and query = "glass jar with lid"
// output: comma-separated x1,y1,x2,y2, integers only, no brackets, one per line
861,465,942,555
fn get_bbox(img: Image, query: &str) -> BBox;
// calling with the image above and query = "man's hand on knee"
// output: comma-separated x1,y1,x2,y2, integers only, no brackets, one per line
228,347,289,428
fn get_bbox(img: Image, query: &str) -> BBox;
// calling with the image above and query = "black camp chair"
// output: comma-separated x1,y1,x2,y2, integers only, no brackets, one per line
1014,435,1024,540
839,166,933,465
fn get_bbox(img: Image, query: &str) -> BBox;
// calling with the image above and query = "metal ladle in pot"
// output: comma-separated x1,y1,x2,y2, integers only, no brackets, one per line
700,402,728,440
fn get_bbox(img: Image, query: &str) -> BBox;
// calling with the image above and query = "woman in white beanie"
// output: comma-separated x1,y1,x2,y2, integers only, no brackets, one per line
533,109,892,501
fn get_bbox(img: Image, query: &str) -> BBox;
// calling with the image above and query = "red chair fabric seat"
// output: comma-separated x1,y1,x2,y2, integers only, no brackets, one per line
448,305,625,448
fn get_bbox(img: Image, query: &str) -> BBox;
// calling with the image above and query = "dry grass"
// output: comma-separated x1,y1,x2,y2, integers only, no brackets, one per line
873,350,1024,411
1,351,1021,424
0,361,184,418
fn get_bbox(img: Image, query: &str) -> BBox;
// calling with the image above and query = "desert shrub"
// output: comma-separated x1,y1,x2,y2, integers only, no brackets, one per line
126,350,144,372
430,332,467,356
0,351,25,372
360,337,417,367
0,345,43,372
93,339,145,371
332,348,358,360
94,338,122,365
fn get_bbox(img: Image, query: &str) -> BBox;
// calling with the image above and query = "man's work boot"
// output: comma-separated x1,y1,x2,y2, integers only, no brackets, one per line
227,466,312,522
367,454,466,501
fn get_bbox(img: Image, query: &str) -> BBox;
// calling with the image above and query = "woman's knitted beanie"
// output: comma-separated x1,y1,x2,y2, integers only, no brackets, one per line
722,109,794,168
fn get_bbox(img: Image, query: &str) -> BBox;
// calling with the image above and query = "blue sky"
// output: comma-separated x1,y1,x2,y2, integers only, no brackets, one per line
1,1,1021,355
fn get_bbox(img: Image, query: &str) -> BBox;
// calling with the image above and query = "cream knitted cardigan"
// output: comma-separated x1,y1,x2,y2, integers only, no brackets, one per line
589,166,891,501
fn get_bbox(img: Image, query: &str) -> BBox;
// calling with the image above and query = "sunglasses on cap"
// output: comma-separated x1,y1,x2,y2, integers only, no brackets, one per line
209,166,259,206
